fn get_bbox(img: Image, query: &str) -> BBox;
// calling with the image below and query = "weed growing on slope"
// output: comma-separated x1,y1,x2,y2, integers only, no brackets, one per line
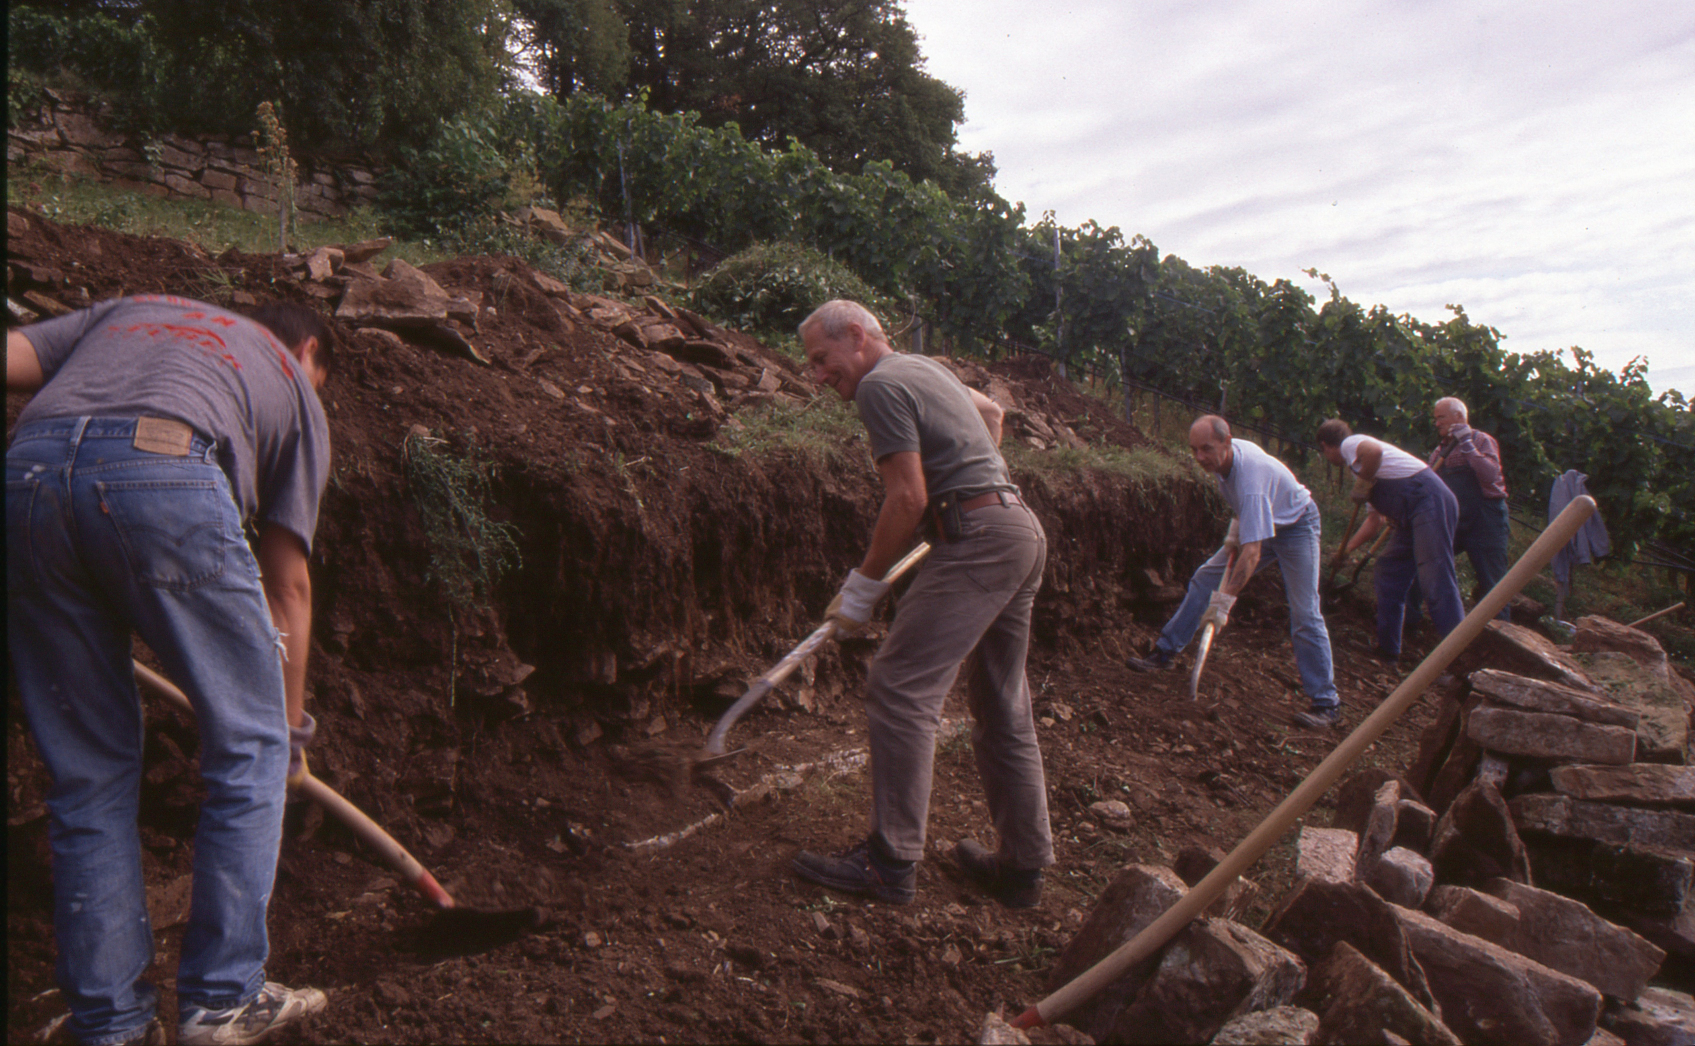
402,428,521,615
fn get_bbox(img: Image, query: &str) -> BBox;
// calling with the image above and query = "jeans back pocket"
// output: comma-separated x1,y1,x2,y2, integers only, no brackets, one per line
97,478,231,590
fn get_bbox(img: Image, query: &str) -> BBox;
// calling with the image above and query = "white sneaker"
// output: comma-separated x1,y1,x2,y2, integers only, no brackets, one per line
178,982,327,1045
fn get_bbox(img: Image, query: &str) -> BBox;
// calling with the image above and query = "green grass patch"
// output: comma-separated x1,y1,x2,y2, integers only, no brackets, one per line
1003,439,1192,486
709,394,868,462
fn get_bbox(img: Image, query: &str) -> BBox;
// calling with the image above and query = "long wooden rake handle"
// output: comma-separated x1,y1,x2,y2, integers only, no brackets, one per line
1012,495,1598,1029
132,660,457,909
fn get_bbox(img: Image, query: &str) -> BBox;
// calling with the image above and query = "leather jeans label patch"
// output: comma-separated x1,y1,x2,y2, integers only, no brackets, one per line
133,417,193,456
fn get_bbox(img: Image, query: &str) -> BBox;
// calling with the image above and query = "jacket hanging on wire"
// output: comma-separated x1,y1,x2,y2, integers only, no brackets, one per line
1548,470,1611,584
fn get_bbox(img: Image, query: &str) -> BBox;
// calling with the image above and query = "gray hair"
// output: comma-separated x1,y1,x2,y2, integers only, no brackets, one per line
798,299,886,342
1434,396,1468,421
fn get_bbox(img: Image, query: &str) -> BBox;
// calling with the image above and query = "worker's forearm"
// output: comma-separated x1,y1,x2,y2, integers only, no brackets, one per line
1221,542,1260,595
860,491,927,579
266,588,312,726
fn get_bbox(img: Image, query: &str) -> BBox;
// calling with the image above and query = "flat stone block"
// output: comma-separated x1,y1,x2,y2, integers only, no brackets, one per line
1511,794,1695,852
1362,847,1435,909
1211,1005,1319,1044
1469,706,1636,764
1261,878,1437,1013
1109,918,1305,1045
1048,864,1187,1042
1471,669,1640,728
1600,987,1695,1046
1550,764,1695,810
1426,884,1522,944
1522,834,1693,918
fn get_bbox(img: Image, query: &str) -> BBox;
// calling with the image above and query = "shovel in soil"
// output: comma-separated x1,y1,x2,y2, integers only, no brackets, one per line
1187,547,1237,701
131,661,545,952
1324,521,1394,598
702,541,933,757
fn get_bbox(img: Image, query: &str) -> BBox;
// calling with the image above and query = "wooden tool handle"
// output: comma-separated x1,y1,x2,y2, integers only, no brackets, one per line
131,660,457,909
1015,495,1598,1029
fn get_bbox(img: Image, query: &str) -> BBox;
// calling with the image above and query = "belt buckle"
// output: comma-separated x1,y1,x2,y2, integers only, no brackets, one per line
133,417,193,456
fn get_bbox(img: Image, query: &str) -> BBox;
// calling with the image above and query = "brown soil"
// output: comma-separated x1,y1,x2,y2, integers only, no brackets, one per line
7,211,1444,1044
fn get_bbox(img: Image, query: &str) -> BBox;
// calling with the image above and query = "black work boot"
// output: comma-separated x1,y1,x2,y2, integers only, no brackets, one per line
1126,648,1173,673
954,838,1044,908
792,839,916,904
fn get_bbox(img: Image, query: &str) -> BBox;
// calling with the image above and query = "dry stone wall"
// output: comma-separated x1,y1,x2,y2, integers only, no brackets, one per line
6,89,379,219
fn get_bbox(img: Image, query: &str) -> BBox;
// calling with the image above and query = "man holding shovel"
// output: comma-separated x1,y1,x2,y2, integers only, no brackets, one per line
1127,416,1341,728
1318,418,1464,665
789,300,1053,908
7,297,332,1045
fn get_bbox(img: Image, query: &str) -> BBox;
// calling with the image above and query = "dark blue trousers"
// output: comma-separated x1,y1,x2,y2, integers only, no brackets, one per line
1372,470,1464,656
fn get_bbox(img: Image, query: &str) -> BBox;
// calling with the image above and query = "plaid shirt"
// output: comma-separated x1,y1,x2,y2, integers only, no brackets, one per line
1430,423,1508,500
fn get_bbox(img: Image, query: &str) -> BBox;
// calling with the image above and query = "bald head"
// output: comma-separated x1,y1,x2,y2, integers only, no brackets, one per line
1189,415,1234,474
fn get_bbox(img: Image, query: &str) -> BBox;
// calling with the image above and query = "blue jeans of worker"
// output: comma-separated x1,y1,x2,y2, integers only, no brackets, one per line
1151,502,1338,709
1407,494,1511,627
7,418,289,1045
1372,470,1464,657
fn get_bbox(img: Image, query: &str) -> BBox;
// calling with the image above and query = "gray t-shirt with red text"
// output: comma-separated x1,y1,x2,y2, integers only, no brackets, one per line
17,295,331,550
854,354,1011,497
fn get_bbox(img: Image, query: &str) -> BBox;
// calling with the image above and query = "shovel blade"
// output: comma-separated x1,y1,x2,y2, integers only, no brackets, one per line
1188,622,1217,700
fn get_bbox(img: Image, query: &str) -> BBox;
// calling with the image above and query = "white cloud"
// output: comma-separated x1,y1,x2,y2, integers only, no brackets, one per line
903,0,1695,395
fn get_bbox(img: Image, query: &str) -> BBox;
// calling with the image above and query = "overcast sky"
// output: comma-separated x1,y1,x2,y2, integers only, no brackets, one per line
901,0,1694,398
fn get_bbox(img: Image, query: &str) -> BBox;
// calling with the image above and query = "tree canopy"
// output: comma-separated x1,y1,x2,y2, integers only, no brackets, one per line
513,0,993,194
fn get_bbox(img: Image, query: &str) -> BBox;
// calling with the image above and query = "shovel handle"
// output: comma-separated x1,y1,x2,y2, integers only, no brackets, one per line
704,542,932,755
1014,495,1598,1029
131,660,457,910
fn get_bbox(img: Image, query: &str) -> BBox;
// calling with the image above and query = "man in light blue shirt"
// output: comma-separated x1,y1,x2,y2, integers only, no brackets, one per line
1129,415,1341,728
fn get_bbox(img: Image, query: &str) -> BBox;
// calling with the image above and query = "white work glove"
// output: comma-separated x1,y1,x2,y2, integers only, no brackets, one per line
825,569,891,635
1202,591,1236,630
1223,518,1241,554
1349,474,1376,504
287,711,317,791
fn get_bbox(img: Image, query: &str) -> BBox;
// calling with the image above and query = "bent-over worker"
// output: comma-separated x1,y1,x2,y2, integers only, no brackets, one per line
1318,418,1464,663
1127,416,1341,728
7,296,333,1046
790,300,1052,908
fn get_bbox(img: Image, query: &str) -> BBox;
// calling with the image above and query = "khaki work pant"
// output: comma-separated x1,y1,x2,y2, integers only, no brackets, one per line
866,498,1053,868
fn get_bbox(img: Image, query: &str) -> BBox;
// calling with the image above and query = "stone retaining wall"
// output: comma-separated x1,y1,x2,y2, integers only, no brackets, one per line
6,89,381,219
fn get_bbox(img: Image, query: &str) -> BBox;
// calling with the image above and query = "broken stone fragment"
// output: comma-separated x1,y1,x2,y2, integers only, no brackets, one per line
1394,903,1602,1046
1209,1004,1319,1045
1468,706,1637,764
1598,986,1695,1046
1106,917,1304,1045
1451,621,1597,693
1362,847,1435,909
1047,864,1187,1042
1572,651,1690,765
1312,941,1459,1046
1295,827,1358,884
1261,877,1437,1013
1429,778,1533,888
1482,878,1665,1002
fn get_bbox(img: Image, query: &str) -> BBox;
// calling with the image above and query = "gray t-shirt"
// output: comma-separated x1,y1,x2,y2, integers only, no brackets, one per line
18,295,331,550
854,354,1011,497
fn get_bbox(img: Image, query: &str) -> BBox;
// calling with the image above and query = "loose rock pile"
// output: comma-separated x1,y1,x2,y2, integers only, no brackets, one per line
985,614,1694,1045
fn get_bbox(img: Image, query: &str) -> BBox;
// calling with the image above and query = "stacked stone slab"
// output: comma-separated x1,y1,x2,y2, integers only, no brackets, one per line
1038,616,1692,1044
7,88,378,219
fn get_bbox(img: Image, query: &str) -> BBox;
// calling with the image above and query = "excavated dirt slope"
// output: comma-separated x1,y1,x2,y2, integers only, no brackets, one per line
9,211,1444,1044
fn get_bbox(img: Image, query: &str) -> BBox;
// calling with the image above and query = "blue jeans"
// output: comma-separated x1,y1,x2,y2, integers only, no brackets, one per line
1153,502,1338,709
1372,471,1464,656
7,418,288,1045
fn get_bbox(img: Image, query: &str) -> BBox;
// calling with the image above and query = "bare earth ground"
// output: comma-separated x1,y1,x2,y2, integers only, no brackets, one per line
8,212,1446,1044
